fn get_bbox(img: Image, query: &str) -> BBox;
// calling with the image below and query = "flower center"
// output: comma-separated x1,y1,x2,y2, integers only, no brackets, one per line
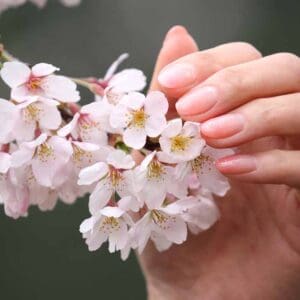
100,216,120,233
109,169,123,187
25,104,41,121
106,89,122,105
147,160,165,179
27,77,42,91
37,143,53,162
151,210,174,230
170,135,190,152
191,154,212,173
73,144,92,164
130,109,147,128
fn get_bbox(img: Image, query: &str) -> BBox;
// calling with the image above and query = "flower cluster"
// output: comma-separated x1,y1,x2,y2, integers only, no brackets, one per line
0,52,232,260
0,0,81,14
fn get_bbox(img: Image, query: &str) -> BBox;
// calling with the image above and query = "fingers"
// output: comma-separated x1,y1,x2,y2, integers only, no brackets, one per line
176,53,300,122
200,93,300,148
149,25,198,92
216,150,300,188
157,42,261,98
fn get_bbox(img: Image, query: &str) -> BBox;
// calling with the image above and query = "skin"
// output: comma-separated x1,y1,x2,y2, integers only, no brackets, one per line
138,26,300,300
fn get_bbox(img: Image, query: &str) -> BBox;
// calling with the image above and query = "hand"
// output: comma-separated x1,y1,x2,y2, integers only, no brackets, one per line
139,26,300,300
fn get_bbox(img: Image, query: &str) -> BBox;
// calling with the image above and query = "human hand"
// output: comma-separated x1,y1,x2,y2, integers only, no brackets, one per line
139,26,300,300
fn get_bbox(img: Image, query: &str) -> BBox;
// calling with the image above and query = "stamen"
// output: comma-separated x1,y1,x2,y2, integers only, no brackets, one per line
24,104,41,121
170,135,190,152
191,154,213,173
26,77,42,91
130,109,147,128
147,160,165,179
37,142,54,162
100,216,120,233
151,210,175,230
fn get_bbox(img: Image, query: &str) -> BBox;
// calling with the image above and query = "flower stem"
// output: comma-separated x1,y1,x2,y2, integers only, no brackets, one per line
0,45,16,62
70,77,91,89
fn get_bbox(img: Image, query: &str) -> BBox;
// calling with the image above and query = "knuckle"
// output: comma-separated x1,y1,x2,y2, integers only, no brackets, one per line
213,67,244,93
196,51,223,73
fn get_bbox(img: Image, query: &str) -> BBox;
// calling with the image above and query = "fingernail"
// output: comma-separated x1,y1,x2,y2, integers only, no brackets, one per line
176,86,218,115
216,155,257,174
164,25,188,42
158,63,197,89
201,114,245,139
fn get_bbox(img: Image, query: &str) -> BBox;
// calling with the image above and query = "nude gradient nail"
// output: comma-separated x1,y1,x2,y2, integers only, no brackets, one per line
158,63,197,89
216,155,257,174
201,114,245,139
176,86,218,115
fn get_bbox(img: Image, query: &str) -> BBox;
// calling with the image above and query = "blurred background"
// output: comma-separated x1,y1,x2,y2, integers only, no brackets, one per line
0,0,299,299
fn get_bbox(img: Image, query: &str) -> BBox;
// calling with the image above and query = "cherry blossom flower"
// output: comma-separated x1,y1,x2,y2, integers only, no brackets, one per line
110,91,168,149
0,98,18,144
158,119,206,163
175,146,234,196
0,61,80,103
79,206,133,253
135,151,187,209
11,133,73,187
78,149,136,214
58,102,108,146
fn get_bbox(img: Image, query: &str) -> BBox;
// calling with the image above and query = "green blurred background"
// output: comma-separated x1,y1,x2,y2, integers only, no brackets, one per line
0,0,299,299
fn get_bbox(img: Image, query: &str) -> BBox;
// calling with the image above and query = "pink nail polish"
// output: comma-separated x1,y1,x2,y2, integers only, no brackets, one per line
216,155,257,174
176,86,218,115
158,63,196,89
201,114,245,139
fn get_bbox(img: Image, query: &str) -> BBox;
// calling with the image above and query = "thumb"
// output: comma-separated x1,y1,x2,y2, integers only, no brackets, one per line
149,25,198,92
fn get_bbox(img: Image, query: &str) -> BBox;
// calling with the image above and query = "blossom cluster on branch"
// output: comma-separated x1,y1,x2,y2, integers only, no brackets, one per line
0,0,81,14
0,48,232,260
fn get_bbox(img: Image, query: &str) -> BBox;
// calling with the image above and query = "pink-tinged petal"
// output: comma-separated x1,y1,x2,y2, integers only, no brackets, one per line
89,179,113,214
158,136,171,153
101,206,124,218
42,75,80,103
86,230,107,251
143,180,166,209
108,220,128,252
123,127,146,149
107,150,135,169
31,63,59,77
118,196,140,212
79,122,108,146
79,216,94,233
185,139,206,161
120,92,145,110
161,118,182,138
58,112,80,137
182,121,201,137
0,98,17,143
154,215,187,244
145,91,168,116
109,104,129,129
24,133,48,149
145,114,166,137
78,162,109,185
104,53,129,80
13,115,35,142
140,151,156,169
109,69,146,93
59,0,81,7
151,232,172,252
38,102,62,130
0,152,11,173
11,148,34,168
156,151,179,164
0,61,30,88
11,85,31,102
72,141,100,152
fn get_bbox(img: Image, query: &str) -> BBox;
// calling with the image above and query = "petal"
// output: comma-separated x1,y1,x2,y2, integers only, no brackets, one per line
79,216,94,233
109,104,129,129
38,102,62,130
42,75,80,103
109,69,146,93
161,118,182,138
0,99,17,143
78,162,109,185
118,196,140,212
11,85,31,102
142,179,166,209
123,127,146,149
0,152,11,173
31,63,59,77
107,149,135,169
100,206,124,218
104,53,129,80
145,115,167,137
120,92,145,110
57,112,80,137
0,61,31,88
151,232,172,252
11,148,34,168
72,141,100,152
182,121,201,137
89,179,112,214
144,91,168,116
86,230,107,251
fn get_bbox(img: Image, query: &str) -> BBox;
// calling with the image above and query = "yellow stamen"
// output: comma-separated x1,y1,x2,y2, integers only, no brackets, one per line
27,77,42,90
147,160,165,179
37,143,53,162
130,109,147,128
170,135,190,152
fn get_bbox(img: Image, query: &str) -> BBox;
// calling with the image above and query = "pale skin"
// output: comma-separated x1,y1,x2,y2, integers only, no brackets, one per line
138,26,300,300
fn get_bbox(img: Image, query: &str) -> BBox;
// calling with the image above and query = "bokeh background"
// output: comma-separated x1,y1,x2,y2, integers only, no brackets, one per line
0,0,299,299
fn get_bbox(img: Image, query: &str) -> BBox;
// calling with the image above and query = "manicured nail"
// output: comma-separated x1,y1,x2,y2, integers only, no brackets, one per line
201,114,245,139
158,63,197,89
216,155,257,174
176,86,218,115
